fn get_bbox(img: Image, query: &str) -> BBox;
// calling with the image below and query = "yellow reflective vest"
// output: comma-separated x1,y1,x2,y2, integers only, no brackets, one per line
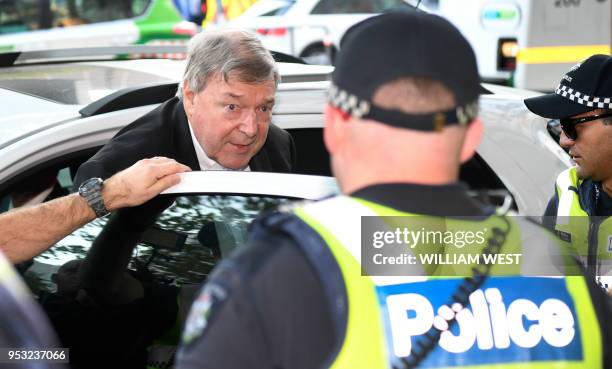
289,195,602,369
554,167,612,278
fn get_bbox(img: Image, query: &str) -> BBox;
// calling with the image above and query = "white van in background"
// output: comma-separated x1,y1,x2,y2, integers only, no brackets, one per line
433,0,611,91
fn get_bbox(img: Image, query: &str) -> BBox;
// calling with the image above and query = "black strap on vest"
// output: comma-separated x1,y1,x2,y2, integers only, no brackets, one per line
396,216,512,369
251,212,349,369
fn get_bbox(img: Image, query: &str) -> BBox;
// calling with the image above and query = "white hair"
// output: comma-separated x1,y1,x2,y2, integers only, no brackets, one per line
177,28,280,98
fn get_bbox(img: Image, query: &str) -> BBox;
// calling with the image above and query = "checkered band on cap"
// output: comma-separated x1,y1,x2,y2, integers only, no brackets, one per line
327,83,371,118
555,84,612,109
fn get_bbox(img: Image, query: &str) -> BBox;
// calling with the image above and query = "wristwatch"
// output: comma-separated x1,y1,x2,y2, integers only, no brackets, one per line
78,178,110,218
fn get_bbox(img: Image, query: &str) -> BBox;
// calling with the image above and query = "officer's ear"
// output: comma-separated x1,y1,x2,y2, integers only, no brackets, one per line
459,117,483,163
324,104,349,154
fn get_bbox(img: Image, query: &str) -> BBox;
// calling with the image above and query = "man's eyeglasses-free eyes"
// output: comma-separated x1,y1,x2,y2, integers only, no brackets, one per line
548,112,612,140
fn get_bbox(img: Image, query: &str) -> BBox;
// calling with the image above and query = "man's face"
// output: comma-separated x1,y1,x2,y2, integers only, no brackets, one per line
560,109,612,181
183,73,276,169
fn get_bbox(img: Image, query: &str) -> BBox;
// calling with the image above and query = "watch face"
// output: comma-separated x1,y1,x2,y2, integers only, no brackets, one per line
79,178,102,195
78,178,108,217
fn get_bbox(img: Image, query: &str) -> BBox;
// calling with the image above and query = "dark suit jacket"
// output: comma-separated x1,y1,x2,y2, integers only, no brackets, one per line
75,96,296,187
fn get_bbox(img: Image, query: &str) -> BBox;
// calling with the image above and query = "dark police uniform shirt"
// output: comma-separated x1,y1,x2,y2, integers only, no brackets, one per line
597,184,612,216
176,184,612,369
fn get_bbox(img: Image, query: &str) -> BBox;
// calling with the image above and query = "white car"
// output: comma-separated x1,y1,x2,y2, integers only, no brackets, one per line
225,0,418,64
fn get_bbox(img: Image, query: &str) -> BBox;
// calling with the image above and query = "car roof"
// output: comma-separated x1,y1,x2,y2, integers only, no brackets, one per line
0,56,332,149
0,58,332,104
0,88,81,150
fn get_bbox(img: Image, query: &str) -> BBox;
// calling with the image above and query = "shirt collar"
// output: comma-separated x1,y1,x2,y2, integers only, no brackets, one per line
188,120,250,171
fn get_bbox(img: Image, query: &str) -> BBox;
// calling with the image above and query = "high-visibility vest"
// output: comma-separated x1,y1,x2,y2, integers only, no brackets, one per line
268,195,603,368
554,167,612,278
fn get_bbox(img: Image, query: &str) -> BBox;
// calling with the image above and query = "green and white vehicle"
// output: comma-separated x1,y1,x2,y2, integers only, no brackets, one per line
0,0,197,53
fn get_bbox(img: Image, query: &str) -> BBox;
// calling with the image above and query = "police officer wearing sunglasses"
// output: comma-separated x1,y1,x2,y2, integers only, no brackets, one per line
525,54,612,288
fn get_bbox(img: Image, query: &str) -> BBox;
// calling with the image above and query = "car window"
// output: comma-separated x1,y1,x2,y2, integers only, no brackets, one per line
131,195,291,286
0,0,150,35
0,149,97,213
23,194,292,296
0,165,76,213
311,0,412,14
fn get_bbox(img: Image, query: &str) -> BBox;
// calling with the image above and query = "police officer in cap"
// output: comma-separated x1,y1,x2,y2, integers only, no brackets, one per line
177,11,612,369
525,55,612,288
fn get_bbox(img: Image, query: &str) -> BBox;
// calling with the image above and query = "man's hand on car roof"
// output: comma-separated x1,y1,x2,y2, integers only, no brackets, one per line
102,157,191,210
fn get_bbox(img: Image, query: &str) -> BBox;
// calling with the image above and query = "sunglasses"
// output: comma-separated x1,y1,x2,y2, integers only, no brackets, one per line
549,112,612,140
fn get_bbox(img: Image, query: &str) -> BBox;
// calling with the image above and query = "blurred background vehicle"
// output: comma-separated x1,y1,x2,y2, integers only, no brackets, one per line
0,0,198,52
225,0,418,65
431,0,611,91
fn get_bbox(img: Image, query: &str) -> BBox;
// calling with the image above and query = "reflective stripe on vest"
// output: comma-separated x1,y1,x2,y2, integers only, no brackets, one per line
294,196,602,369
555,168,612,276
296,197,389,369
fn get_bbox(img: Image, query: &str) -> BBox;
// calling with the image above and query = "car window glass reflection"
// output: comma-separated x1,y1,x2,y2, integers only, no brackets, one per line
24,194,291,297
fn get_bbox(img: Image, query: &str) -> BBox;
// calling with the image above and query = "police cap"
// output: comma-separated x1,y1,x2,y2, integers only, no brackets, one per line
328,10,481,131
